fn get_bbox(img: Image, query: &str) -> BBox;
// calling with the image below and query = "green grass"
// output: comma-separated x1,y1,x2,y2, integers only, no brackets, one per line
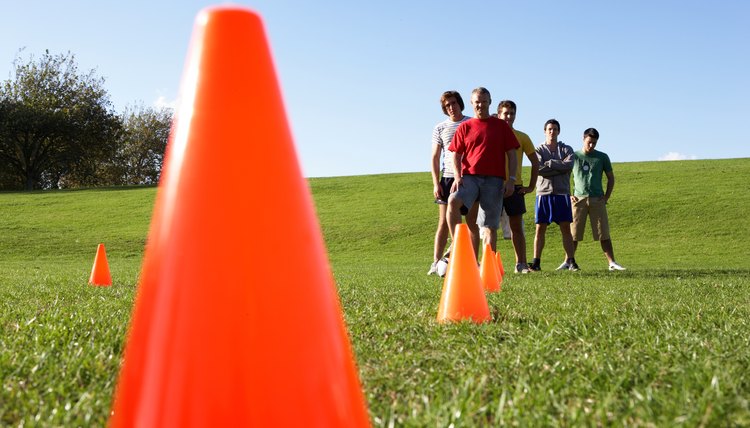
2,159,750,426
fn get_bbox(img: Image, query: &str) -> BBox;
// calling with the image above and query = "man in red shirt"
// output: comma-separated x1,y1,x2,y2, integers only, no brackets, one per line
447,87,520,253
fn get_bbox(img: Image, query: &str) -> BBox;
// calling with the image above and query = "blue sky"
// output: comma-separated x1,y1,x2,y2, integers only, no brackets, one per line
2,1,749,177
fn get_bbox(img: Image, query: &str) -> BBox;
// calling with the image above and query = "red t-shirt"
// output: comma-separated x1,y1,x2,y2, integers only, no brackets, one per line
448,117,520,178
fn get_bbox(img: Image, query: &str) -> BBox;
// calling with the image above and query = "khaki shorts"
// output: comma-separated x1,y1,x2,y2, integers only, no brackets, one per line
571,196,610,241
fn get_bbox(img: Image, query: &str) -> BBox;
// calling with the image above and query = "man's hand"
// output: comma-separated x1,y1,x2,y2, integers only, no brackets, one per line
451,176,462,193
503,180,514,197
433,183,442,200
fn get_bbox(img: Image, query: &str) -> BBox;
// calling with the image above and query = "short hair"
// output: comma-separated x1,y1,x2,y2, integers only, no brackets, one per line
440,91,464,115
583,128,600,139
544,118,561,132
471,87,491,104
497,100,517,113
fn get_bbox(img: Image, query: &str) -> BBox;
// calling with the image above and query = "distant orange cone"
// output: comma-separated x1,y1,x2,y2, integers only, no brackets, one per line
480,244,501,293
496,249,506,277
437,224,491,323
88,243,111,286
109,6,369,428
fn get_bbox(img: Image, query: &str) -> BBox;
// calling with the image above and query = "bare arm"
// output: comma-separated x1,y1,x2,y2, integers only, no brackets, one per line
431,144,442,200
604,170,615,202
451,151,463,192
523,151,540,194
504,149,517,197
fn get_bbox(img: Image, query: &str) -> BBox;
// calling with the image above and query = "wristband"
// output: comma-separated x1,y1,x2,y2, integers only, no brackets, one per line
508,175,516,181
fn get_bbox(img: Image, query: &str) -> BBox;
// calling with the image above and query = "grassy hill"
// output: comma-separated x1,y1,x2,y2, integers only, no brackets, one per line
1,158,749,425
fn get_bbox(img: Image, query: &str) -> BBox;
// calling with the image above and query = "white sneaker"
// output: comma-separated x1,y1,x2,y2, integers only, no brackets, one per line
609,262,626,271
427,262,438,275
556,261,571,271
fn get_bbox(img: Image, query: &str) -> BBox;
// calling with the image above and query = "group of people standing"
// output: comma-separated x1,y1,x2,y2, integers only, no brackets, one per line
429,87,626,276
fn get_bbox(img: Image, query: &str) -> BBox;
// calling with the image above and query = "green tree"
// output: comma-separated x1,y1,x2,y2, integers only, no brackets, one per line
0,50,121,190
99,104,172,186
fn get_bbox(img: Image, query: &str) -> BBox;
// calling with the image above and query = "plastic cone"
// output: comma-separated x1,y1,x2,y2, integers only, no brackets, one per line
88,243,112,286
480,244,501,293
109,7,369,428
496,249,506,277
436,224,491,323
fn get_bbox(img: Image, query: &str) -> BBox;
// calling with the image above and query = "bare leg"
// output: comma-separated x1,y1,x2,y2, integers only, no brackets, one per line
601,239,615,264
446,193,464,246
559,221,575,260
534,223,548,259
466,202,480,260
509,215,526,264
433,204,449,262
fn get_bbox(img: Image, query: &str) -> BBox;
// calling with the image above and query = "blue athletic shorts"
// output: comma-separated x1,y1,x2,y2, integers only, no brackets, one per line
535,194,573,224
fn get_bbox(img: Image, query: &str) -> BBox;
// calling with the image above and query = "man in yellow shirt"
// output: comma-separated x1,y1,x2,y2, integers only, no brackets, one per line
496,100,539,273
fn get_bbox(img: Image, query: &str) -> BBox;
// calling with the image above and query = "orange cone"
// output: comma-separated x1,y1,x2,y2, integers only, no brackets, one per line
496,249,506,277
88,243,111,286
437,224,491,323
480,244,501,293
109,7,369,428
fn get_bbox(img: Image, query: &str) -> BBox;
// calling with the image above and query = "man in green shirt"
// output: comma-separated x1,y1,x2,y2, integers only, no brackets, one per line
570,128,626,271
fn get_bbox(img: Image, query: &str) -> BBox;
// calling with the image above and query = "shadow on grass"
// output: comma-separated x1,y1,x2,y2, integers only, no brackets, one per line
558,268,750,279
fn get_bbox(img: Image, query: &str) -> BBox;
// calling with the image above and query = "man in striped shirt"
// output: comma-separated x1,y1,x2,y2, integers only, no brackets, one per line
428,91,479,276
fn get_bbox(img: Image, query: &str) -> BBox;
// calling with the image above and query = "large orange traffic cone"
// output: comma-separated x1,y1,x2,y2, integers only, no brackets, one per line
437,224,491,323
88,243,112,287
480,243,501,293
109,6,369,427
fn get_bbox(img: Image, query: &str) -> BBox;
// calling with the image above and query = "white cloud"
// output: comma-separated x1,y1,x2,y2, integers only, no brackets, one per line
153,95,177,110
658,152,698,161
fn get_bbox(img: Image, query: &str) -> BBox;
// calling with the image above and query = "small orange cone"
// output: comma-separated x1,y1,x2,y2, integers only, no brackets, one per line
480,244,501,293
109,6,369,428
88,243,111,286
437,224,491,323
496,249,506,277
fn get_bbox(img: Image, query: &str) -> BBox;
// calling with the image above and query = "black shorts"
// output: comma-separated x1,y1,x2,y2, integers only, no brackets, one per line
503,185,527,216
436,177,468,215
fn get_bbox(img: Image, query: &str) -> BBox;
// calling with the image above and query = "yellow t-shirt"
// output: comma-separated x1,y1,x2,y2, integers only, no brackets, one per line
505,129,534,186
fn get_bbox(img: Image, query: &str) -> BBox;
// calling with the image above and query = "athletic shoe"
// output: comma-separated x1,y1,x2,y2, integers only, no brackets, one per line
556,261,571,271
609,262,627,271
515,263,530,274
436,258,449,277
569,262,580,272
427,262,438,275
528,262,541,272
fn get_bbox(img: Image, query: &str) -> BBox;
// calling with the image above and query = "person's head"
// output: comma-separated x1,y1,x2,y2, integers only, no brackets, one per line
440,91,464,119
497,100,517,128
470,87,492,119
582,127,600,154
544,119,561,142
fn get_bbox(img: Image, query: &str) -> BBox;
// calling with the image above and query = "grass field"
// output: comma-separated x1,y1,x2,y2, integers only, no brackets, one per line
1,158,749,426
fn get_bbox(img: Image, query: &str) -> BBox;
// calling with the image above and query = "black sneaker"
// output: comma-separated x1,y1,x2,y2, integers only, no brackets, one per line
528,263,541,272
569,262,580,272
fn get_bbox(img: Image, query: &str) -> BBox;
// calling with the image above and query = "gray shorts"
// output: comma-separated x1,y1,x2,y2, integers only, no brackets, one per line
454,175,504,229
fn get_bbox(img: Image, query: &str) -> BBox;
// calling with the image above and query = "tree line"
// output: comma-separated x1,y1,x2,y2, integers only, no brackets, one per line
0,50,173,191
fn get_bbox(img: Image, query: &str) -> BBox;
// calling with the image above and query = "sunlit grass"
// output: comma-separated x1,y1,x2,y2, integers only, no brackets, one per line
1,158,750,426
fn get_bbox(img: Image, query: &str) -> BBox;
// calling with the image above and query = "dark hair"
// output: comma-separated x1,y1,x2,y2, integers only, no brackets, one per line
440,91,464,115
544,118,560,132
497,100,517,113
583,128,600,139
